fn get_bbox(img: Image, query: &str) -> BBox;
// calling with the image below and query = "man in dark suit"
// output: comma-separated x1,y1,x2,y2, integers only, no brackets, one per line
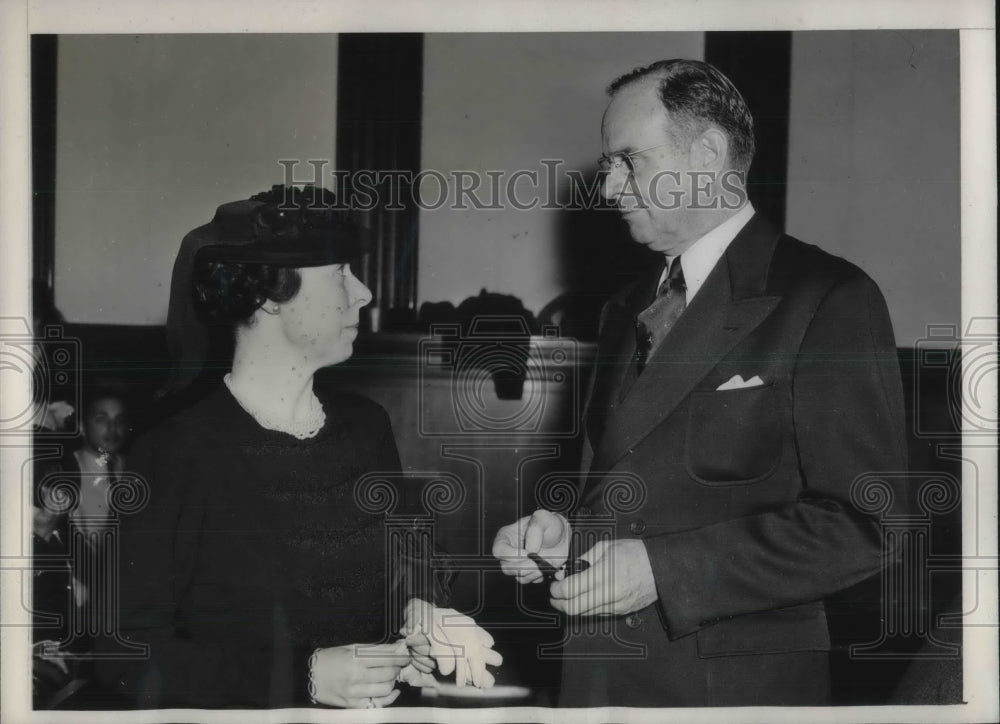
493,59,909,707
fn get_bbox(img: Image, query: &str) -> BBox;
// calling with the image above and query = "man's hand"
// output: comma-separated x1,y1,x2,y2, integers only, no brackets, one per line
492,509,571,584
549,539,657,616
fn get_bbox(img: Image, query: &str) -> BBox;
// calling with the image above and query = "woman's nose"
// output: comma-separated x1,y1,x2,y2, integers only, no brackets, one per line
350,273,373,307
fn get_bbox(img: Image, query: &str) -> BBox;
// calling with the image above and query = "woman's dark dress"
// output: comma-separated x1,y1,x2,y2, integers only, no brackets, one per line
96,386,412,708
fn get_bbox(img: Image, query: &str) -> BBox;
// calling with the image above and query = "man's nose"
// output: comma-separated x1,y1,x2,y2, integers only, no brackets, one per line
601,165,628,202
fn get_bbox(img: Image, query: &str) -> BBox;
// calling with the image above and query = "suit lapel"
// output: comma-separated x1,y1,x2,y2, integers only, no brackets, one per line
590,214,783,475
584,270,659,445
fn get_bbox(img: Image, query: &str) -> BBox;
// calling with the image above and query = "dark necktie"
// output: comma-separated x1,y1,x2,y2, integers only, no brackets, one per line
635,257,687,373
105,453,119,486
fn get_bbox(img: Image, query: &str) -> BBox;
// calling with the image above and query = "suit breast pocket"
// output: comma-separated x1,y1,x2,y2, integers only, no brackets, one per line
686,383,782,485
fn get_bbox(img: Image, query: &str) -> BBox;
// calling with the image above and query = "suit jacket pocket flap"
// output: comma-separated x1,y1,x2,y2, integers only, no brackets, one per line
696,602,830,658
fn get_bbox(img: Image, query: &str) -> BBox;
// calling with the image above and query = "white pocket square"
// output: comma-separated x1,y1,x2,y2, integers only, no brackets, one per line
716,374,765,391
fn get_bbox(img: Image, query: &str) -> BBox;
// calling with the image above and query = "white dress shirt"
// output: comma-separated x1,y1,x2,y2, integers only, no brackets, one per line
661,203,756,302
72,448,122,533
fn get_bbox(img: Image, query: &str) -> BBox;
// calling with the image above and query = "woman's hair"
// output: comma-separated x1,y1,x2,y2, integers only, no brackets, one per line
190,184,351,327
193,261,300,327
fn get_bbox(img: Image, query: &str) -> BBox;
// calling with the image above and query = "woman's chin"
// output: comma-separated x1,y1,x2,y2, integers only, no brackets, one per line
320,343,356,368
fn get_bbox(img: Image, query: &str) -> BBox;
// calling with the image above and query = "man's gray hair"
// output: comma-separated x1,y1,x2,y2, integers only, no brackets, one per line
609,59,756,172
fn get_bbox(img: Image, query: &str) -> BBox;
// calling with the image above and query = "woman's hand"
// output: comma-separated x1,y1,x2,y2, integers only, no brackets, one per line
400,598,503,688
394,630,440,689
402,629,436,674
309,641,411,708
397,661,439,689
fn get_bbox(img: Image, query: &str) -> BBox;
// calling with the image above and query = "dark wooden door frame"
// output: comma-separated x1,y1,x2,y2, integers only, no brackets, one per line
32,34,58,321
705,31,792,229
336,33,424,332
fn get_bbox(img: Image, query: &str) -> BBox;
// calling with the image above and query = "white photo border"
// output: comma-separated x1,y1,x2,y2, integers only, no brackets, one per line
1,1,995,723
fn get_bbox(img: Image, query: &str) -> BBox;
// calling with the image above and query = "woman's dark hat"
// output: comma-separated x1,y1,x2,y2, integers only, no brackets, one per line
196,185,362,265
163,185,364,395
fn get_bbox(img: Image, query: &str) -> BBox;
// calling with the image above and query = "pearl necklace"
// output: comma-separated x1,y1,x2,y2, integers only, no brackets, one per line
224,374,326,440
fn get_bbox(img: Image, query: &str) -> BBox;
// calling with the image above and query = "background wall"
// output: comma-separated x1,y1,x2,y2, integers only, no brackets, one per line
417,32,704,315
54,34,338,324
785,30,960,347
52,32,961,347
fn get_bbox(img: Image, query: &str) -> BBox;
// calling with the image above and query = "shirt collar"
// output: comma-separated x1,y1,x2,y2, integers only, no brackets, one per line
663,203,755,302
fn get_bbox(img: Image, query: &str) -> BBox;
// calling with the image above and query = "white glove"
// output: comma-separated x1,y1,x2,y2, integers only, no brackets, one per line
400,598,502,688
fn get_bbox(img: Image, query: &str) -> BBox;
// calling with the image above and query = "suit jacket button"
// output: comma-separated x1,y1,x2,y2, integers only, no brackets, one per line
625,613,643,629
629,519,646,535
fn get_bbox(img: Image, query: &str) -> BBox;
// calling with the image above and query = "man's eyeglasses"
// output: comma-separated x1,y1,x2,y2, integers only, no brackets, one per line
597,141,675,175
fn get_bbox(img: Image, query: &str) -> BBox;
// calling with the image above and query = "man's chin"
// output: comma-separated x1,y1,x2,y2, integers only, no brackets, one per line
622,215,653,242
626,226,665,250
630,234,677,255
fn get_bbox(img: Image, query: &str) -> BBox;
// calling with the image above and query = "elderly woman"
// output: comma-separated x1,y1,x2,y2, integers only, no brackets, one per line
96,187,499,708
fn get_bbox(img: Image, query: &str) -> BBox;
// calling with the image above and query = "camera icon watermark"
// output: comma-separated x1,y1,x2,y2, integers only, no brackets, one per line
531,470,650,661
354,471,468,644
0,317,81,437
418,317,579,438
914,317,998,438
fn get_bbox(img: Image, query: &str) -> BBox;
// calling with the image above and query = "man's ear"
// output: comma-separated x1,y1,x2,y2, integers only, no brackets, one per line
694,128,729,171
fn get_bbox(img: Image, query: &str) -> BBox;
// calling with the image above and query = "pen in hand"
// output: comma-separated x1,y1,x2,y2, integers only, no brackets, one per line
527,552,590,582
